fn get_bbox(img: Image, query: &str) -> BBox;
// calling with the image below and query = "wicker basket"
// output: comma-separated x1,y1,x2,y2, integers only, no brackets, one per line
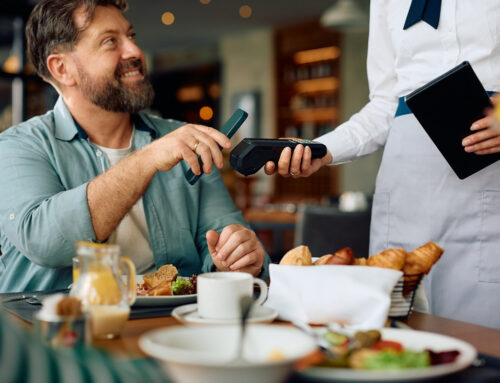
389,273,423,319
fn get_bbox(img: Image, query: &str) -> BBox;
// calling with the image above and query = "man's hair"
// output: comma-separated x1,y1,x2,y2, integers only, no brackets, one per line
26,0,128,81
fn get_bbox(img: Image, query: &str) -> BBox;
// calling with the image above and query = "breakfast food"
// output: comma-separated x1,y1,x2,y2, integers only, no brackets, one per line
279,245,313,265
142,264,178,288
314,247,354,266
366,248,407,271
311,329,460,370
403,241,444,275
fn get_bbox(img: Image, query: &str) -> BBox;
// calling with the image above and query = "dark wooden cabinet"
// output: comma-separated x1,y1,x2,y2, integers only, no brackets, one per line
274,20,341,202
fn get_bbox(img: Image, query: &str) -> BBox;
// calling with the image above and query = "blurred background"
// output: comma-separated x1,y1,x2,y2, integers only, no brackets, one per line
0,0,378,261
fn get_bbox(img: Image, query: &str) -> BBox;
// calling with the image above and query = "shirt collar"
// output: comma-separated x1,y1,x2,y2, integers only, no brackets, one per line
53,96,158,141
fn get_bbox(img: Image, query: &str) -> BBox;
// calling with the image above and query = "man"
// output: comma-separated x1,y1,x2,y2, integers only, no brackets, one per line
0,0,269,292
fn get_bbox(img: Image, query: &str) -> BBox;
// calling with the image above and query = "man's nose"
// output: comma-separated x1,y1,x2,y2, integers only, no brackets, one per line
121,38,143,60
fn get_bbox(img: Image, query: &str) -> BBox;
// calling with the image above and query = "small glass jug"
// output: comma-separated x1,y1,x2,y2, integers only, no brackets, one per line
70,241,136,339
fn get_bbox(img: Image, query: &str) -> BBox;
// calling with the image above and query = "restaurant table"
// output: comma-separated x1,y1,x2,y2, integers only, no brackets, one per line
5,309,500,382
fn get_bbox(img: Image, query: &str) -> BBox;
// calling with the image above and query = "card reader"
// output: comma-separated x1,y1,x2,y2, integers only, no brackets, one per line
230,138,327,176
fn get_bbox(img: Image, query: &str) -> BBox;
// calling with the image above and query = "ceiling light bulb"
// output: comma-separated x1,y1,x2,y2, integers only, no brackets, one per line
161,12,175,26
239,5,252,19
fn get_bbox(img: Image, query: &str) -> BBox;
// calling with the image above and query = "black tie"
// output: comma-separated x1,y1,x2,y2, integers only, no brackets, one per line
403,0,442,30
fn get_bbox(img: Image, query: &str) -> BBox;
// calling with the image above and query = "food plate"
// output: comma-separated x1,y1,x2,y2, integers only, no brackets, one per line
133,275,197,307
172,303,278,325
300,328,477,382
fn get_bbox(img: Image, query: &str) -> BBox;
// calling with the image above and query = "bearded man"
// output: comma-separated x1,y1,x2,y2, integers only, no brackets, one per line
0,0,269,292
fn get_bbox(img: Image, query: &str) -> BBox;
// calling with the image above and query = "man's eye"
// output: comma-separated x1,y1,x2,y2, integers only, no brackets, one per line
128,33,136,40
104,38,116,45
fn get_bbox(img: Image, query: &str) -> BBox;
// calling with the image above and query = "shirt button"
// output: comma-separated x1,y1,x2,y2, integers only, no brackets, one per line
9,213,15,220
96,150,103,157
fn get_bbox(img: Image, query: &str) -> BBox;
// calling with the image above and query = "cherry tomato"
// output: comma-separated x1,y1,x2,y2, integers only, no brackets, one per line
371,340,404,352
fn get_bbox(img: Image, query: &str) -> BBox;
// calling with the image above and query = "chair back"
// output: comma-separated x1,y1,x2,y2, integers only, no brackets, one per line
294,204,371,259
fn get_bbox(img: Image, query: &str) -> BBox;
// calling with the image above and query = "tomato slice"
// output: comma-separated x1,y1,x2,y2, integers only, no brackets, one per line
371,340,404,352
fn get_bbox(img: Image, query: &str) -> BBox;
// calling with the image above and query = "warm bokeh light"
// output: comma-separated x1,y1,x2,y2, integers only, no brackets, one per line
294,77,340,93
239,5,252,18
294,46,341,64
200,0,211,4
161,12,175,26
176,85,204,102
208,83,222,99
2,55,21,74
199,106,214,121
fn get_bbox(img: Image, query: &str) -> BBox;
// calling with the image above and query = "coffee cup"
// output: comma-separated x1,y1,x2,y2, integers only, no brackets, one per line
197,272,268,320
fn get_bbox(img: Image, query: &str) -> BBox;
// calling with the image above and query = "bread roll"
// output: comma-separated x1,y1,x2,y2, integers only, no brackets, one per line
280,245,313,266
403,241,443,275
367,248,406,270
314,247,354,265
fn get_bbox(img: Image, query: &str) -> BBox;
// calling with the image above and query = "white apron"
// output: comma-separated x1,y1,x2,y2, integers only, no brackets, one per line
370,113,500,329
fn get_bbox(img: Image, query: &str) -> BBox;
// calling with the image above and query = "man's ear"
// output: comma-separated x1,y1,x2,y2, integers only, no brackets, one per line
46,53,77,87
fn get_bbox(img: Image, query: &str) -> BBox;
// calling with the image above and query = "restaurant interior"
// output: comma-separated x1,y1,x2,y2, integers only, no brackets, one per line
0,0,377,262
2,1,500,382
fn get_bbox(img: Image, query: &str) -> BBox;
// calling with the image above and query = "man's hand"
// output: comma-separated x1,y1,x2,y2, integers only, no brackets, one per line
462,96,500,155
206,224,265,276
264,144,333,178
145,123,231,175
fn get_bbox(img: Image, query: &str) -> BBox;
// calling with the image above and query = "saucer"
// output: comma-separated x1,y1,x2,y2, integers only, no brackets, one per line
172,303,278,325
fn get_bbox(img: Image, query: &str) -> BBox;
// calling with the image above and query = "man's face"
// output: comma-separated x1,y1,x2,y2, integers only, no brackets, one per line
70,5,154,113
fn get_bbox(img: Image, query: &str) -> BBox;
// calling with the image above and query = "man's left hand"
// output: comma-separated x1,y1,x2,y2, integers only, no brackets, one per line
206,225,264,276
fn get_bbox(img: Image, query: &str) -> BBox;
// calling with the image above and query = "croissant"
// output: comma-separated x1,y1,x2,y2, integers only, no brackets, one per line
367,248,407,270
353,257,367,266
403,241,443,275
280,245,313,266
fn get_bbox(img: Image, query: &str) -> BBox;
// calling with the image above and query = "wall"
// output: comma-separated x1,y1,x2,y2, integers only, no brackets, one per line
219,28,276,199
338,29,382,196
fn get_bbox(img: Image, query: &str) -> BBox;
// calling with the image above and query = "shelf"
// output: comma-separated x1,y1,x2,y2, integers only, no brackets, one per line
293,77,339,94
292,107,338,122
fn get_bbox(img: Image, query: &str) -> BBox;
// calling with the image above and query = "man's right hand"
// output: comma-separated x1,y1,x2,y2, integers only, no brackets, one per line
264,144,333,178
145,123,232,175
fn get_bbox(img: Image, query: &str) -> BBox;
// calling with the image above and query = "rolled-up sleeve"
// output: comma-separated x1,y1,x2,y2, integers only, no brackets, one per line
0,132,95,268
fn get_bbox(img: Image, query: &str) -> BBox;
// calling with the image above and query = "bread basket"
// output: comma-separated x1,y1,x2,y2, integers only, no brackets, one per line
388,273,423,319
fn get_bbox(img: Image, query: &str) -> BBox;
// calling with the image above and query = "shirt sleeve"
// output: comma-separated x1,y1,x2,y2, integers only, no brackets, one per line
317,0,399,164
0,130,95,268
195,170,270,280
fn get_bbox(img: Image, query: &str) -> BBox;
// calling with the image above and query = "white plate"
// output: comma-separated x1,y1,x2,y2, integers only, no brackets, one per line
300,328,477,382
133,275,197,307
172,303,278,325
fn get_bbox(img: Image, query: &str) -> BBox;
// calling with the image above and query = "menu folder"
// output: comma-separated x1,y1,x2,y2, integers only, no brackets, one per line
404,61,498,179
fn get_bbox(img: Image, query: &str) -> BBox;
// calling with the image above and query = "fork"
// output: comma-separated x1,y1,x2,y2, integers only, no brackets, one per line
1,295,41,305
292,320,343,359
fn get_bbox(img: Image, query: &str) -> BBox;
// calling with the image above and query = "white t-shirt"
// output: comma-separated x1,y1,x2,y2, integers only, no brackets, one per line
95,132,155,274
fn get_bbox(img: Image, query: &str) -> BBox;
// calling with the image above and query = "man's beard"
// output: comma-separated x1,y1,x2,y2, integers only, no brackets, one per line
76,59,155,113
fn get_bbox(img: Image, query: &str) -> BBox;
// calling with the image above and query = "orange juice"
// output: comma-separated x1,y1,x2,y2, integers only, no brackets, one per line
87,305,130,339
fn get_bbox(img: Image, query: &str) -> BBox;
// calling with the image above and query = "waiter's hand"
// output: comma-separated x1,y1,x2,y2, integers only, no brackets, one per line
462,96,500,155
206,225,264,276
264,144,333,177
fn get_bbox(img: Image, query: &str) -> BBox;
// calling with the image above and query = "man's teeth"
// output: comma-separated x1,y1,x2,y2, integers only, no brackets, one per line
121,70,140,78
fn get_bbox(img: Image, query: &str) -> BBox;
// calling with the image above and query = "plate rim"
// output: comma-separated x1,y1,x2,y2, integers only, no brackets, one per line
299,327,477,382
172,303,278,325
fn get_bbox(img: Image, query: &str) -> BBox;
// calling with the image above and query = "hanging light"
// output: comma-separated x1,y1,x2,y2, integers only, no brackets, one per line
320,0,369,30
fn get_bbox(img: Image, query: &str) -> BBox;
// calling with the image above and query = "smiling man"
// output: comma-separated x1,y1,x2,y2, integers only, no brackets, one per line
0,0,269,292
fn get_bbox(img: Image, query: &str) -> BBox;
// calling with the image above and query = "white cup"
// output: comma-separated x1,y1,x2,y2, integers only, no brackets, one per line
197,272,268,320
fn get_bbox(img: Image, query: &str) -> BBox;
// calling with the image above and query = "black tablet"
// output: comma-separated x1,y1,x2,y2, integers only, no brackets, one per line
404,61,498,179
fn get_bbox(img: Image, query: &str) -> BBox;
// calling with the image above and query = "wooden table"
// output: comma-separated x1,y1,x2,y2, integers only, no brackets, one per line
88,311,500,359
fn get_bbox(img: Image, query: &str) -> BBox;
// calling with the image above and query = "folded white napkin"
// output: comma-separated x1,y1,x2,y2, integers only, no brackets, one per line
265,264,402,329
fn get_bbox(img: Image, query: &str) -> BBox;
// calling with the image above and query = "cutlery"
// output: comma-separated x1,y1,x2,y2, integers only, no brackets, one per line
292,320,344,359
233,295,254,363
1,295,41,305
